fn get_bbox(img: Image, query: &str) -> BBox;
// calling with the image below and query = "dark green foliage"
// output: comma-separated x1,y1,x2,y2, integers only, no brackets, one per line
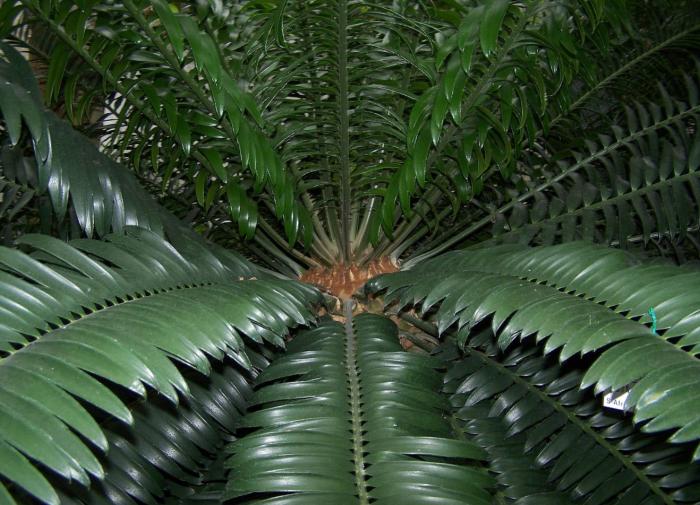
367,242,700,460
0,149,36,243
12,0,308,251
0,230,320,503
481,74,700,250
443,338,699,504
404,65,700,266
55,360,262,505
12,0,698,269
392,1,613,208
0,43,185,240
3,0,700,270
224,311,493,504
1,1,700,504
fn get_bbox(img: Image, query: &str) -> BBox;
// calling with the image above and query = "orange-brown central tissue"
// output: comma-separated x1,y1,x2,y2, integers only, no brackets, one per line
299,257,398,300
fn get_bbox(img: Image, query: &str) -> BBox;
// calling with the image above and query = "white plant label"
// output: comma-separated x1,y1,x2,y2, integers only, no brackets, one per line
603,390,630,411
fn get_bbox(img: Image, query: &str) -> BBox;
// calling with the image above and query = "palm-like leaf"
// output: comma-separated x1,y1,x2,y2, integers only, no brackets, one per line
442,335,699,504
0,42,185,240
224,308,493,504
367,242,700,460
238,1,443,263
393,0,608,193
370,1,627,258
0,229,320,503
2,41,275,267
13,0,313,264
548,0,700,136
484,84,700,249
57,359,263,505
405,63,700,266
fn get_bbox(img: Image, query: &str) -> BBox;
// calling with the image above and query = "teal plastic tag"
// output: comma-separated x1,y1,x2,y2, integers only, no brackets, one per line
648,307,657,335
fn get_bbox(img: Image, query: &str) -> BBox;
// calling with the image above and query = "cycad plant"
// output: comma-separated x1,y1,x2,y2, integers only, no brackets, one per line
1,0,700,503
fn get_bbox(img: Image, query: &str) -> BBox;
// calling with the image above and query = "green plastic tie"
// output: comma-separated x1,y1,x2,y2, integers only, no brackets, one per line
648,307,657,335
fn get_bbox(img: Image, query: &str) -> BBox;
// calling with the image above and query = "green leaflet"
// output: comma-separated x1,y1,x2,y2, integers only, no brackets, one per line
479,0,510,58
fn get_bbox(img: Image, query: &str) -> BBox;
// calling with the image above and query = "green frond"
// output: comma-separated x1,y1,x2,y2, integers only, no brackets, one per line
546,0,700,140
224,309,494,504
486,97,700,249
56,361,261,504
406,64,700,266
0,230,320,503
443,335,698,504
368,242,700,460
0,43,178,239
380,0,622,234
15,0,312,251
239,0,444,262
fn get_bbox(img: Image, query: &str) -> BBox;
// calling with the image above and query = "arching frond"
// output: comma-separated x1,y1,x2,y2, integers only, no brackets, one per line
444,335,698,504
0,43,175,239
224,310,493,504
55,359,261,505
367,242,700,460
379,0,624,238
13,0,314,259
407,64,700,266
485,90,700,250
0,230,320,504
